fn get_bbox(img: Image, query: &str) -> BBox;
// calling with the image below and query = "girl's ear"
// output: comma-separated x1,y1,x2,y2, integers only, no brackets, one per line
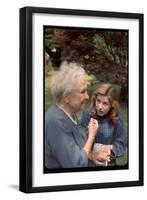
111,100,120,112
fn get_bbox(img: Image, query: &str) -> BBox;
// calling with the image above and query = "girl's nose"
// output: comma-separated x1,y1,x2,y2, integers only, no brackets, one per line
99,103,103,109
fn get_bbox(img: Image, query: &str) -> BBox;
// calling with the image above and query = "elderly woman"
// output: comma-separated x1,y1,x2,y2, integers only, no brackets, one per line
45,62,110,169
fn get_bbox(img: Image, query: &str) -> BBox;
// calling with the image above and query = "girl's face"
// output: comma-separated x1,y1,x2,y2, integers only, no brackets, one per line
95,94,111,117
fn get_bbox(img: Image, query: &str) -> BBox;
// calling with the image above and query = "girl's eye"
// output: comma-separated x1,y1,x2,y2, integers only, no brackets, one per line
96,99,100,103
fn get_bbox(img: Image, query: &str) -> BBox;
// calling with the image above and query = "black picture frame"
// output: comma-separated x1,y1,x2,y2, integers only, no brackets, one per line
19,6,144,193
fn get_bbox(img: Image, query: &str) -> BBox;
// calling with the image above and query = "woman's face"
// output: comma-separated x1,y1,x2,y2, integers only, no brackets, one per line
95,94,111,117
66,78,89,112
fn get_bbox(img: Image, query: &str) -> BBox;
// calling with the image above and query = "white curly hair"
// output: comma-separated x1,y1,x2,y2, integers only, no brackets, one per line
50,62,86,103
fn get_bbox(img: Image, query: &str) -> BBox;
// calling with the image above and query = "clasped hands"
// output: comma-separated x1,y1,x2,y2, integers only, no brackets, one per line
88,119,113,166
91,145,112,166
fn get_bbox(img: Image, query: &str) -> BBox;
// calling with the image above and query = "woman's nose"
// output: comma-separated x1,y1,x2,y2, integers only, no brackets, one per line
85,91,89,100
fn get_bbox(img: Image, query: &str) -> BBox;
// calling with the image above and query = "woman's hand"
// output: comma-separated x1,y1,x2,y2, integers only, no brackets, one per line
83,118,99,156
89,150,110,166
88,118,99,139
102,144,113,155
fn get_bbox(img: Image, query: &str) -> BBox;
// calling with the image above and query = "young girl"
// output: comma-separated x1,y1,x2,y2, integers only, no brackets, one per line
81,83,127,166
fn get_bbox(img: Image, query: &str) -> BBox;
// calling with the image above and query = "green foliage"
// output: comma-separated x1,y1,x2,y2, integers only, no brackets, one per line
44,28,55,49
45,52,54,76
45,70,58,111
116,154,128,166
44,28,128,94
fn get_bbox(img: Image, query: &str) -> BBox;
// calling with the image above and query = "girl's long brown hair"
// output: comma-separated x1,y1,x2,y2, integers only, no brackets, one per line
90,83,120,124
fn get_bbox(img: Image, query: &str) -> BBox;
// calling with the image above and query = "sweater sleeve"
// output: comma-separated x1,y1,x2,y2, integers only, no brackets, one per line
46,118,88,168
112,118,127,157
80,109,91,129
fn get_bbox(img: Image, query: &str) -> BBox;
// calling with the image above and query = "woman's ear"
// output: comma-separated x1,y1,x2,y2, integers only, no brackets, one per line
63,93,70,104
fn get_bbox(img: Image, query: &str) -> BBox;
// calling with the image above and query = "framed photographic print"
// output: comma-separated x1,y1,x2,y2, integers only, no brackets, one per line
19,6,144,193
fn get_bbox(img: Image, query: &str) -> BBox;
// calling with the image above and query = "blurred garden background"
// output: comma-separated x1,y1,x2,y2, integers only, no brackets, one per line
44,27,128,166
